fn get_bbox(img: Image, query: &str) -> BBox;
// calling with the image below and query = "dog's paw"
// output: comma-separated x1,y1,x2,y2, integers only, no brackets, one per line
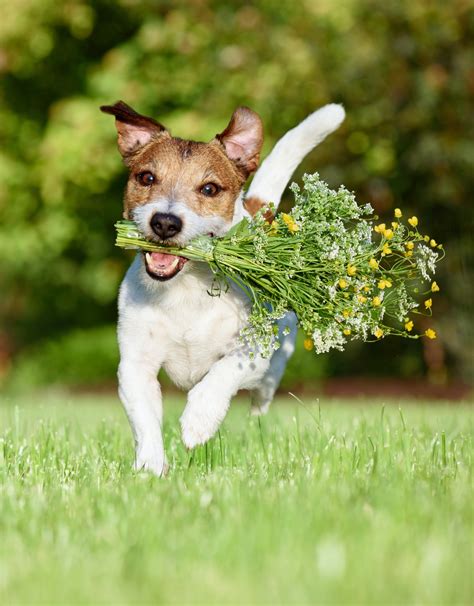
250,386,274,417
180,407,218,449
181,386,228,449
134,447,168,477
250,400,271,417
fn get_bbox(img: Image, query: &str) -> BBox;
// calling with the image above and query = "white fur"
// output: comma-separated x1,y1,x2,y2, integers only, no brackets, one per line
118,104,345,475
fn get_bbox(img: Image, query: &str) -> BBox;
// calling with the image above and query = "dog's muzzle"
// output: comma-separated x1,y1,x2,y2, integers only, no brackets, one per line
143,212,188,281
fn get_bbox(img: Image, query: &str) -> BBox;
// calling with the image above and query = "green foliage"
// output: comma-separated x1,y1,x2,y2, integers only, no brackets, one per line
1,396,472,604
281,331,328,387
6,325,118,392
0,0,472,384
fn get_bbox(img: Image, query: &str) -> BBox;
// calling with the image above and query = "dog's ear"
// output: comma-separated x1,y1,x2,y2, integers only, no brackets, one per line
100,101,169,158
215,107,263,176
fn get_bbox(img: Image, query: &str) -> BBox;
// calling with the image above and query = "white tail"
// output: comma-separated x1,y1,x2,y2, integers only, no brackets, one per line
246,103,345,210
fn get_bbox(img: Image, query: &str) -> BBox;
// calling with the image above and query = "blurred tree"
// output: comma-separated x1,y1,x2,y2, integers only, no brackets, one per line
0,0,472,387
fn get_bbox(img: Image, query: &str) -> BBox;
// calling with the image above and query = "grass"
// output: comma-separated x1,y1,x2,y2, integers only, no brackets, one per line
0,392,472,605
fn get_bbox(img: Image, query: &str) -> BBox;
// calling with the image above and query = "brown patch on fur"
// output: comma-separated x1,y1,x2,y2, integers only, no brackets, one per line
244,196,274,221
123,137,245,221
102,101,265,222
177,139,193,159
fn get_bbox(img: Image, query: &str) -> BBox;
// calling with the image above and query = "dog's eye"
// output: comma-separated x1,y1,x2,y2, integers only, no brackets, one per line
200,183,221,197
136,171,155,186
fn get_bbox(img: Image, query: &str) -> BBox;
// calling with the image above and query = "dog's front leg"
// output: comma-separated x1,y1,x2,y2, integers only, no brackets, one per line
180,348,270,449
118,355,166,476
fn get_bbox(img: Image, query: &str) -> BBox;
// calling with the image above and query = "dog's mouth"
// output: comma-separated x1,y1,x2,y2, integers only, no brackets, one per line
143,251,188,281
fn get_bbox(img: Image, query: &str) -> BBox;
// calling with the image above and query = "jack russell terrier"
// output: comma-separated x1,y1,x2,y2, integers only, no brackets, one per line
101,100,345,475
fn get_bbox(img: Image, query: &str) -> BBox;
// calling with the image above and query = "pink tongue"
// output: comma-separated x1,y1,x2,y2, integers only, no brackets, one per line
150,252,179,268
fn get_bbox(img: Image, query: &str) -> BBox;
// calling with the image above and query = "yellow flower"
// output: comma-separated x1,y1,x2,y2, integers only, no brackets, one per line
369,258,379,270
343,328,351,336
372,296,382,307
338,278,348,289
383,228,394,240
303,338,313,351
430,239,437,248
373,328,383,338
394,208,402,218
391,222,399,229
281,213,299,233
382,244,392,255
347,264,357,276
374,223,386,233
363,286,371,292
424,298,432,309
431,281,440,292
424,235,430,242
342,309,352,318
269,220,278,235
288,222,299,233
425,328,437,339
405,251,413,258
405,320,414,332
405,241,414,250
357,294,367,303
408,216,418,228
378,279,386,289
378,278,392,289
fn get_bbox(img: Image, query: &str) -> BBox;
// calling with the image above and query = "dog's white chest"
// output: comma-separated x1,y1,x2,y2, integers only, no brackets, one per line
118,257,250,390
160,298,247,389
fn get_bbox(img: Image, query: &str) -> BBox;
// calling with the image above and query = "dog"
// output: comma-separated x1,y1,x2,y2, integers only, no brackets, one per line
101,100,345,475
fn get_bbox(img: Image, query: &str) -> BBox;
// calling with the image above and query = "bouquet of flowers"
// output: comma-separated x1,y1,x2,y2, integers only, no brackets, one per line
115,174,443,357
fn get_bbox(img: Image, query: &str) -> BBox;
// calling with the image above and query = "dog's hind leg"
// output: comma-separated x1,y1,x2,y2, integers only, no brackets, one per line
250,312,298,416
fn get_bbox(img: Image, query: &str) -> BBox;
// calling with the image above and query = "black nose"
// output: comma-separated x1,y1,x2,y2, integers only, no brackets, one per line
150,213,183,239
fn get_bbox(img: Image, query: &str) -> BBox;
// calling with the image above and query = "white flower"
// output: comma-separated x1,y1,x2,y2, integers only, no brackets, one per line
326,243,340,260
416,244,438,281
312,325,346,354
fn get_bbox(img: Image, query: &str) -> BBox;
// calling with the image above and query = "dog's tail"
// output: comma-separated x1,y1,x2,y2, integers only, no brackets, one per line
244,103,345,216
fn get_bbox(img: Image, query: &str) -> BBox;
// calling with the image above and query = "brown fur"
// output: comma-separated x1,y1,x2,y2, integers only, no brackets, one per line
123,137,246,221
101,101,264,222
244,196,274,221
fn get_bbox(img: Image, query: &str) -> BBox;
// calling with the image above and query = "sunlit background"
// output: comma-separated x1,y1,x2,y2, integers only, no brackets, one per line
0,0,472,398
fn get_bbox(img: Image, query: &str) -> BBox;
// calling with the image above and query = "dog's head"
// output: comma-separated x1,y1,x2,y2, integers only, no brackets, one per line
101,101,263,281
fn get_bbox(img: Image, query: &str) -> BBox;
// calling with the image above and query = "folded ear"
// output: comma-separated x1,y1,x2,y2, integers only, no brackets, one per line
100,101,168,158
215,107,263,176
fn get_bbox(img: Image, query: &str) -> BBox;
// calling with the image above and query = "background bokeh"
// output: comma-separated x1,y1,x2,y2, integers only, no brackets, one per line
0,0,472,395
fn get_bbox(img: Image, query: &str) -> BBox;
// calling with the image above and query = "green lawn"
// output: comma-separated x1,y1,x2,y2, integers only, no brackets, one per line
1,393,472,605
